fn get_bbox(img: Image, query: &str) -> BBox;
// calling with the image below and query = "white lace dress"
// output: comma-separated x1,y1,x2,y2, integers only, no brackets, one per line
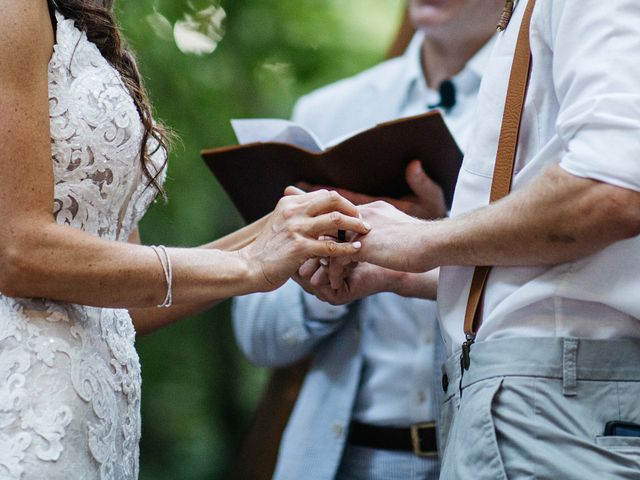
0,13,165,480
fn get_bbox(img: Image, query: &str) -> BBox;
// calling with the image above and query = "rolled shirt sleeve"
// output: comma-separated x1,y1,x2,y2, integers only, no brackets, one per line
551,0,640,192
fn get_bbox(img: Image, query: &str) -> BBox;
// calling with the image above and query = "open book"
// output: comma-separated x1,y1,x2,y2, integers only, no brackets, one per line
202,111,463,223
230,118,359,153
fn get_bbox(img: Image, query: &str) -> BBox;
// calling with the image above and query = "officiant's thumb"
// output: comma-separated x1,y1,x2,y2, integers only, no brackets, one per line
405,160,446,219
405,160,438,197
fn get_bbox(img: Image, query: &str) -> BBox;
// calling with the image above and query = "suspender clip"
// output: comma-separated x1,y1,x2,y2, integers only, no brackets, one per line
461,335,475,372
458,335,475,397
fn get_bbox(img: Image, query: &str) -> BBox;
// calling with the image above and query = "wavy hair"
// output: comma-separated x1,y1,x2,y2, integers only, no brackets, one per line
49,0,169,196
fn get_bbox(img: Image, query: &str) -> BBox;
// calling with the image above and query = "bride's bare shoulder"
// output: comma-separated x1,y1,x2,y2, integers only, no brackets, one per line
0,0,54,77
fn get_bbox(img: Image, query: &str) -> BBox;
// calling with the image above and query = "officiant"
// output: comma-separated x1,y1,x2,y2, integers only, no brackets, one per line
232,1,503,479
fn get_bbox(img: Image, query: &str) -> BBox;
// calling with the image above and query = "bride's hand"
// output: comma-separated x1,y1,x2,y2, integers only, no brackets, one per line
239,187,371,291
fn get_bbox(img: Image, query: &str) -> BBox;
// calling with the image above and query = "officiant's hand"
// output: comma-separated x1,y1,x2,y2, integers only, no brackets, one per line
239,187,371,292
298,160,446,220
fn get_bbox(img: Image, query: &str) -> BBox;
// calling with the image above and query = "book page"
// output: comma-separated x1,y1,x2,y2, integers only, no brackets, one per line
231,119,325,153
324,126,368,149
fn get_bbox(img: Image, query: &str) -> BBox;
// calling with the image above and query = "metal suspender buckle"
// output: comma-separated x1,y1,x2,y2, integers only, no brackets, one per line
459,334,475,397
461,335,474,371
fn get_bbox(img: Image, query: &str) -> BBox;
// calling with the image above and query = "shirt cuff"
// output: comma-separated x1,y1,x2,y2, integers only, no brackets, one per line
302,291,349,320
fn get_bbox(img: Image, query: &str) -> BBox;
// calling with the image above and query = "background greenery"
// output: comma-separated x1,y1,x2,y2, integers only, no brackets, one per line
115,1,404,478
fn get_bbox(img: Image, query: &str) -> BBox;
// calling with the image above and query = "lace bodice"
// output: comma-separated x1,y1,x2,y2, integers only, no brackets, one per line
49,13,165,240
0,12,166,479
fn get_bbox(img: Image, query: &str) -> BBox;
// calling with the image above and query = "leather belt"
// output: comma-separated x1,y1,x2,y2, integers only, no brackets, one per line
348,421,438,457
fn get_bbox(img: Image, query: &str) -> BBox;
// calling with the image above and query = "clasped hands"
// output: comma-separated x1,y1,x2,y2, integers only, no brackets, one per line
294,160,446,305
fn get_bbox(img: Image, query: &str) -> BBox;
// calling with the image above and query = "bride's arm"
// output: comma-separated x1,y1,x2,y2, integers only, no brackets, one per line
199,212,272,251
0,1,368,312
128,216,271,336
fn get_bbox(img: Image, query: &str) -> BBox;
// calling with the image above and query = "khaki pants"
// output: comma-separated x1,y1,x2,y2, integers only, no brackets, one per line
440,337,640,479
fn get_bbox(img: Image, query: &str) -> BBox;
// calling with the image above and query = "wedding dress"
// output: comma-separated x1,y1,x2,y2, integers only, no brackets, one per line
0,12,166,480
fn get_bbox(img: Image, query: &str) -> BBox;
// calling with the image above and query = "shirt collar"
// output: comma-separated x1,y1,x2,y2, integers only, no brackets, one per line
401,30,497,100
402,30,429,90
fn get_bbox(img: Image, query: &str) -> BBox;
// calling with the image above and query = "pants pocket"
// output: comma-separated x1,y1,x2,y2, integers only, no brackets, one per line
440,377,508,480
595,435,640,461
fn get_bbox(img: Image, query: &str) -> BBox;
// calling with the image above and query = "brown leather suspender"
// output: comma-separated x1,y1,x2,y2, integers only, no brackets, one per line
461,0,538,369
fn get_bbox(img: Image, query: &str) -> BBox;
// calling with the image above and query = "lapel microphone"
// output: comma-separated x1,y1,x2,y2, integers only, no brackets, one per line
428,79,456,111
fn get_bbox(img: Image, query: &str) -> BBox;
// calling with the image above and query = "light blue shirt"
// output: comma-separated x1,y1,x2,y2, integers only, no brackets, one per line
301,32,490,426
233,31,492,479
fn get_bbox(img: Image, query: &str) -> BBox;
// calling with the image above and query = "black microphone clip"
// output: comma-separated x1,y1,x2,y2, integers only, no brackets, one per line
428,79,456,112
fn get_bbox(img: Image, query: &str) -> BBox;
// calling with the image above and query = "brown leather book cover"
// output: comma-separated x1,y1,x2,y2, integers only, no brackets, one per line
201,111,462,223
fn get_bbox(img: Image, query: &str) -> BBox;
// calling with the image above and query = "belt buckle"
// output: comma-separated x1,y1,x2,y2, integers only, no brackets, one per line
410,422,437,457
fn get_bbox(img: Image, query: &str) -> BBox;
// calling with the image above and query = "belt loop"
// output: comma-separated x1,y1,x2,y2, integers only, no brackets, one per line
562,338,579,397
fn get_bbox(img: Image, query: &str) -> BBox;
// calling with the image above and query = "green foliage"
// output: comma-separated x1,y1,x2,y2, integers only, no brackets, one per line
115,1,403,478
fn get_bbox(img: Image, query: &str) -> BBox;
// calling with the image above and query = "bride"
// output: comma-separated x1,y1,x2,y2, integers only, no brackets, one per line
0,0,369,478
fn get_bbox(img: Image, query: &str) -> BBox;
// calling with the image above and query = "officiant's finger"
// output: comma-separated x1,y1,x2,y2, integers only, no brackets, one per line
307,212,371,238
405,160,445,213
405,160,438,193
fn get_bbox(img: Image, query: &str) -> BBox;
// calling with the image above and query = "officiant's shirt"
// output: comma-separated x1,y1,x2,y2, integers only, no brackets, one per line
299,31,494,427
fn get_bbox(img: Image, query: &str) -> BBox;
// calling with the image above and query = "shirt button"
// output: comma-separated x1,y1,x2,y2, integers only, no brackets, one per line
332,422,344,438
442,373,449,393
417,391,427,404
282,328,298,345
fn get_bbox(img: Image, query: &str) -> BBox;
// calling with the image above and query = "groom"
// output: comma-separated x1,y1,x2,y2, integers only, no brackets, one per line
310,0,640,478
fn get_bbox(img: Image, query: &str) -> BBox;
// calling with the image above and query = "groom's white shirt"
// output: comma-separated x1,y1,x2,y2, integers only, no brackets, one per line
233,31,492,479
440,0,640,352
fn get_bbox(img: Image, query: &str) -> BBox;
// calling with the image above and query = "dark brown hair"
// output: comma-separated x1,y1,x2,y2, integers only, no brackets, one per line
49,0,169,196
